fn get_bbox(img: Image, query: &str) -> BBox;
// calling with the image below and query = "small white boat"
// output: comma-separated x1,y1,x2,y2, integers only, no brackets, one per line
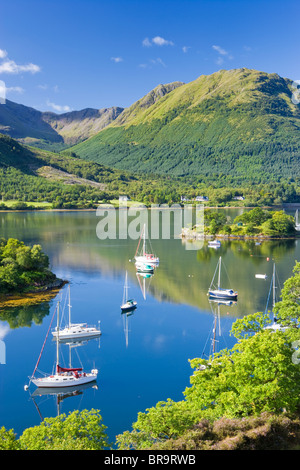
255,274,268,280
208,240,221,248
208,257,238,301
28,301,98,389
121,271,137,313
52,323,101,341
134,224,159,266
52,286,101,341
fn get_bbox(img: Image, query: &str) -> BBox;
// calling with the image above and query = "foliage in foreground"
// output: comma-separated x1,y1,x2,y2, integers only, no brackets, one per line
149,413,300,450
2,263,300,451
0,410,109,450
0,238,58,294
116,262,300,450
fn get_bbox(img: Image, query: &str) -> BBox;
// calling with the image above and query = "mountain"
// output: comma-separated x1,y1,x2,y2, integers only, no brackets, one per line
0,99,124,150
0,133,195,208
71,68,300,182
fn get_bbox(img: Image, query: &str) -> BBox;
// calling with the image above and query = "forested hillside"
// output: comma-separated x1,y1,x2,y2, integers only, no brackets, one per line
71,68,300,183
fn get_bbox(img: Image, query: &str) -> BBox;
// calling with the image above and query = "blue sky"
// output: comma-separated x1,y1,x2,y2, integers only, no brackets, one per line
0,0,299,112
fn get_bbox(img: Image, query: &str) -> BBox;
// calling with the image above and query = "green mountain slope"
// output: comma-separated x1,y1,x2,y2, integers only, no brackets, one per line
71,68,300,182
0,100,123,151
0,133,121,205
0,133,194,207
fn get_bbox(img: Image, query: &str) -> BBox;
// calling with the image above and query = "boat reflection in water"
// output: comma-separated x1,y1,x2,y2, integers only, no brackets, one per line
25,302,99,391
30,381,98,419
52,285,101,342
27,337,99,419
136,271,154,300
200,299,237,369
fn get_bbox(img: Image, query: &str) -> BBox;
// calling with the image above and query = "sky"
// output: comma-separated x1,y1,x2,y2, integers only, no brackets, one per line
0,0,299,113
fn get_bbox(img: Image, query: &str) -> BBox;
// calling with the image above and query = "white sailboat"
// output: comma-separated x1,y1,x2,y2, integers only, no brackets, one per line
121,271,137,313
208,256,238,301
295,209,300,231
265,263,286,331
28,301,98,389
52,285,101,341
134,223,159,267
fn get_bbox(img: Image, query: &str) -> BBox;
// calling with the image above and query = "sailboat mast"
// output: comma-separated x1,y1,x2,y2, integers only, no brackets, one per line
272,263,276,310
123,271,128,304
68,284,71,328
218,257,221,289
56,301,60,370
143,224,146,256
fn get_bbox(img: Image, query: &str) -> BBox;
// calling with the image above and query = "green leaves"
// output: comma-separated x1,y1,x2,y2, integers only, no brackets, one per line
0,238,55,293
18,409,110,450
116,261,300,449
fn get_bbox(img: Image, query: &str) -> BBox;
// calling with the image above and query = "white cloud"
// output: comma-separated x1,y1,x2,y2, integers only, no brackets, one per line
139,57,166,69
38,84,48,90
46,100,71,113
142,37,152,47
0,323,10,340
6,86,24,94
151,57,166,67
212,45,228,56
0,59,40,74
212,45,233,64
152,36,174,46
142,36,174,47
111,57,123,63
0,49,7,59
182,46,191,53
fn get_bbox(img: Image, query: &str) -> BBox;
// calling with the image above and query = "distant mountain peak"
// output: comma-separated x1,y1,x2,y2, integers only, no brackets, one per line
0,99,124,150
70,68,300,181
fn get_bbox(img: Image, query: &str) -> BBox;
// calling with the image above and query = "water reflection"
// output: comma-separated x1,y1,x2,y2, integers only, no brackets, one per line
27,336,100,420
0,300,51,329
202,299,238,360
0,210,299,441
136,271,154,300
121,309,136,348
30,381,99,419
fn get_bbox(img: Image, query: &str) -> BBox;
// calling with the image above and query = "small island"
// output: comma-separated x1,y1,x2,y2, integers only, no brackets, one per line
0,238,64,298
181,207,298,240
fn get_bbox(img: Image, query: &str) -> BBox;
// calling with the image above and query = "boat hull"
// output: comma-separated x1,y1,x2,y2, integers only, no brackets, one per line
121,301,137,313
52,324,101,341
31,371,98,388
208,289,238,301
135,255,159,266
52,330,101,341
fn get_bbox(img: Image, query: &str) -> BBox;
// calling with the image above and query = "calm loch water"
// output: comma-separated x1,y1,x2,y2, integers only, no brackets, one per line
0,209,299,443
